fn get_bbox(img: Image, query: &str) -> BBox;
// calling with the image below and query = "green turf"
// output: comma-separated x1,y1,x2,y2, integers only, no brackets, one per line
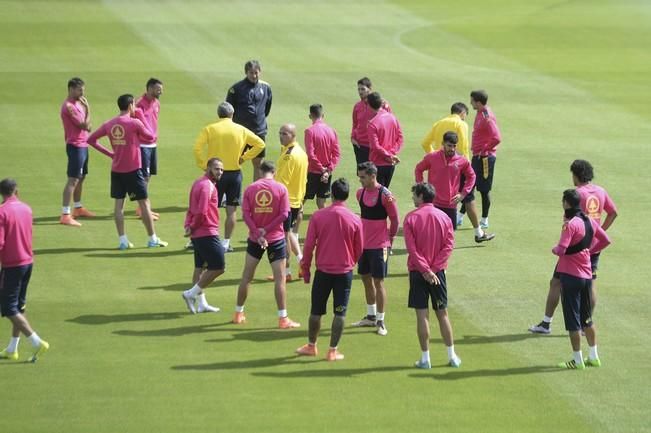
0,0,649,432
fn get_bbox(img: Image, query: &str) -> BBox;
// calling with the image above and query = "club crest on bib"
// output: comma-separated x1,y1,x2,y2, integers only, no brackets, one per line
111,124,126,145
254,189,273,213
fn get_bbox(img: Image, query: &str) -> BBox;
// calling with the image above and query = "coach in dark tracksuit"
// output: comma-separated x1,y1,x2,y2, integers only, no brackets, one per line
226,60,273,182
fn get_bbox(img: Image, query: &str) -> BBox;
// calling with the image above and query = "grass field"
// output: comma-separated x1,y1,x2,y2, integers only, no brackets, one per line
1,0,650,432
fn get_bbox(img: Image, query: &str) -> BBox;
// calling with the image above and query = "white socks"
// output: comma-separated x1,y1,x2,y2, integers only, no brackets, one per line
543,315,553,324
474,227,484,237
376,312,385,321
62,206,71,215
74,201,83,209
447,345,457,360
149,234,159,243
589,345,599,360
186,284,202,298
28,332,41,348
7,337,19,353
119,235,129,244
235,305,245,313
367,304,377,317
480,217,489,226
222,239,231,249
421,350,430,363
198,293,209,307
278,309,287,318
573,351,584,365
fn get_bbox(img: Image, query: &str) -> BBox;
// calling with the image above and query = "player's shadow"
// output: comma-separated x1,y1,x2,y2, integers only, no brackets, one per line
251,365,414,378
111,322,303,340
136,278,267,292
67,311,187,325
409,365,560,381
429,333,565,345
204,328,305,343
33,215,115,225
34,247,115,255
86,249,189,258
172,355,311,371
124,205,186,214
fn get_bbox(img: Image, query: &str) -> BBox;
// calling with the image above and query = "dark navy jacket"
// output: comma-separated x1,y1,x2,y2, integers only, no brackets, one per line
226,78,272,137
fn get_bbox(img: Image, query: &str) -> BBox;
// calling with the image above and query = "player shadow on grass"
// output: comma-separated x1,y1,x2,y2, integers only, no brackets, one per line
86,249,189,258
67,311,187,325
409,365,560,381
34,247,116,255
429,333,565,345
136,278,267,292
251,365,414,378
33,215,115,225
172,355,314,371
112,322,304,341
121,205,187,215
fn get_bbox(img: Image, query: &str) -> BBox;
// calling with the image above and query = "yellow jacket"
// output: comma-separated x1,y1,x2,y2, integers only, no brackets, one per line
276,141,308,208
421,114,469,159
194,118,265,170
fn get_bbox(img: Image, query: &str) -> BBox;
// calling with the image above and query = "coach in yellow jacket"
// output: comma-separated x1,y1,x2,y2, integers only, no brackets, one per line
193,101,265,251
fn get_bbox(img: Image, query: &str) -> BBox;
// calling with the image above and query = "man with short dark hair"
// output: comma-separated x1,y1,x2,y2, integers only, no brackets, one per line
87,94,167,249
181,158,225,314
470,89,502,229
60,77,94,227
233,160,300,329
0,179,49,362
529,160,618,334
351,77,392,165
421,102,474,227
367,92,403,188
415,131,494,243
304,104,340,209
352,162,399,336
193,101,265,252
553,189,610,369
226,60,272,182
134,77,163,221
404,182,459,369
296,178,363,361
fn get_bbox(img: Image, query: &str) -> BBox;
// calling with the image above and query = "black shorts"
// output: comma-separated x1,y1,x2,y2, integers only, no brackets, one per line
305,172,331,200
459,174,475,204
0,264,32,317
66,144,89,178
408,270,448,310
246,238,287,263
590,253,600,280
243,132,266,158
552,264,560,280
559,273,593,331
140,147,157,176
353,144,370,165
218,170,242,207
472,155,496,193
193,236,225,270
358,248,388,279
376,165,395,188
436,206,457,230
111,170,148,201
283,207,301,232
310,270,353,317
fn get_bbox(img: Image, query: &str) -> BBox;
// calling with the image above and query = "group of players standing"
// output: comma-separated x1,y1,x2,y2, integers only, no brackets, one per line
0,60,617,370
